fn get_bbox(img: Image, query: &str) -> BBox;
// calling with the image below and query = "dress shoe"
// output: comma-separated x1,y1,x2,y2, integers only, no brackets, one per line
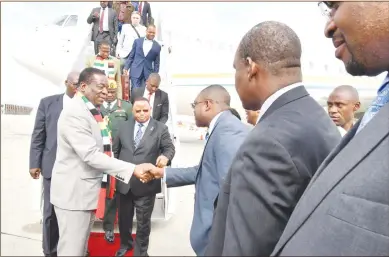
104,230,115,243
115,247,132,257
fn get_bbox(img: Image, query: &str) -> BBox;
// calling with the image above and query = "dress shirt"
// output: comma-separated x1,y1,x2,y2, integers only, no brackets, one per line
103,99,117,110
143,37,153,57
100,7,109,32
143,89,155,116
134,118,150,141
257,82,303,123
63,94,72,110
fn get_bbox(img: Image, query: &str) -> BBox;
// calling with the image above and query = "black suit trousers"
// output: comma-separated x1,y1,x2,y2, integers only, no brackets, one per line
42,178,59,255
118,190,156,256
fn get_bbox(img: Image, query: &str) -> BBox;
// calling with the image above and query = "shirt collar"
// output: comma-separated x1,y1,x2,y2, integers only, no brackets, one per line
256,82,303,123
208,111,224,136
144,37,153,42
103,99,117,108
378,74,389,93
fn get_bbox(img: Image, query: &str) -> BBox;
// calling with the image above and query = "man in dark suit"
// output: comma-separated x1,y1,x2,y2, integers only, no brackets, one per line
271,2,389,256
29,71,80,257
123,25,161,90
87,1,118,55
205,21,341,256
113,97,175,256
139,1,152,26
130,73,169,124
149,85,249,256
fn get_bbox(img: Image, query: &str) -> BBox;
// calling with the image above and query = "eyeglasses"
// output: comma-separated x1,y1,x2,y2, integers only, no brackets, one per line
318,1,337,18
191,101,205,109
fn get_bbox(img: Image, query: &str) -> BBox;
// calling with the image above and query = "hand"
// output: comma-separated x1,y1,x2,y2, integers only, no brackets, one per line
93,12,100,18
134,163,155,183
29,168,41,179
123,69,129,76
156,155,169,168
149,166,164,179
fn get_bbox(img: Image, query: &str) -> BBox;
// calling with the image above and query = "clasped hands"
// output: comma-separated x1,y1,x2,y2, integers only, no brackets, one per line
133,155,168,183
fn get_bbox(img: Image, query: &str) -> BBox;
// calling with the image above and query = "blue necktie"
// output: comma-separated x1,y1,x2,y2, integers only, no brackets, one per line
356,80,389,133
205,130,210,141
134,123,144,149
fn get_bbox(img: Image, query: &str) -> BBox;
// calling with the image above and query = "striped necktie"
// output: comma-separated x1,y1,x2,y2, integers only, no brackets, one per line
134,123,144,149
356,79,389,134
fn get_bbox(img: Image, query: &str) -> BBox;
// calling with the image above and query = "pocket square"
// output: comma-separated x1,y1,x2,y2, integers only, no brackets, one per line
157,104,162,106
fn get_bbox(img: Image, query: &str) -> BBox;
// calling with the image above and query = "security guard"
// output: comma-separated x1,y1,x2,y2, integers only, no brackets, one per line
100,80,133,243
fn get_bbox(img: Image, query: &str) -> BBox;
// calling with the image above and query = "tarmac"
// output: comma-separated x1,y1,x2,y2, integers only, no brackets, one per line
1,114,204,256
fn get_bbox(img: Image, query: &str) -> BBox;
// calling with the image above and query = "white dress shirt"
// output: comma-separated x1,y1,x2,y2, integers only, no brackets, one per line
207,111,223,138
143,89,155,116
337,126,347,137
143,38,153,57
103,99,117,109
100,7,109,32
63,94,72,110
116,24,146,58
256,82,303,123
134,118,150,141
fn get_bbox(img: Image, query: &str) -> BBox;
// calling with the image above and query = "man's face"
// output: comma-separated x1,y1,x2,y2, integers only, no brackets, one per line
233,50,260,111
192,96,209,127
146,77,160,94
80,74,108,107
323,2,389,76
99,44,110,59
65,75,79,97
133,100,151,123
106,88,117,103
100,1,108,8
245,109,260,125
327,90,360,127
146,26,156,40
131,14,140,25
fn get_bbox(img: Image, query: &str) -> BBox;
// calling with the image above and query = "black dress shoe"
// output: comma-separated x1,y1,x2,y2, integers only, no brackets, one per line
115,247,132,257
104,230,115,243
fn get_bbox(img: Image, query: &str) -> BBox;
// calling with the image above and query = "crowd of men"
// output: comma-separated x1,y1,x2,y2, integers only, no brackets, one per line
29,1,388,257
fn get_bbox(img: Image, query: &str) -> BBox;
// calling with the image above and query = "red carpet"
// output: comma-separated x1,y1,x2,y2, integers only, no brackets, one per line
88,232,136,256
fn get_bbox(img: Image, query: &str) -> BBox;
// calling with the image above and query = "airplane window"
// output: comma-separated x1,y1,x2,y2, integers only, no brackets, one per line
64,15,78,27
53,15,68,26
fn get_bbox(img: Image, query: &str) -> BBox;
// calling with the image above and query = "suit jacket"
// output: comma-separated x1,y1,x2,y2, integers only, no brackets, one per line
87,7,118,43
130,87,169,124
114,117,175,196
271,103,389,256
85,55,122,99
206,86,342,256
165,111,249,256
124,37,161,79
50,95,135,211
140,1,152,26
29,94,63,179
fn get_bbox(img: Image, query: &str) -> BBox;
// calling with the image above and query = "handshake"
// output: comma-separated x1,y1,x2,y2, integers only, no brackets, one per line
133,155,168,183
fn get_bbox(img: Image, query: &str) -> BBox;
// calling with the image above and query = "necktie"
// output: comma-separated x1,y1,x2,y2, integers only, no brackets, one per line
99,8,105,33
107,102,112,111
134,123,144,149
356,82,389,133
205,130,210,141
148,92,152,102
139,2,143,14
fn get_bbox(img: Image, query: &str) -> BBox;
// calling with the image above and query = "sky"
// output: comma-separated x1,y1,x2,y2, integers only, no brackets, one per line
1,2,384,107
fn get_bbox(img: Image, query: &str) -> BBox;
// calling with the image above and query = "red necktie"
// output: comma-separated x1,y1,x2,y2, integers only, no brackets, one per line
148,92,152,102
99,8,105,33
139,2,143,14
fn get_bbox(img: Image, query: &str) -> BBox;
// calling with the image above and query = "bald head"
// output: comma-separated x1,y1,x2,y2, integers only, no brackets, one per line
238,21,302,75
199,84,231,107
65,71,80,97
330,85,359,102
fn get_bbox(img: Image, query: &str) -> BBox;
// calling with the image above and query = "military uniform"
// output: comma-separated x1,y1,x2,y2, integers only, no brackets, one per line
100,99,133,234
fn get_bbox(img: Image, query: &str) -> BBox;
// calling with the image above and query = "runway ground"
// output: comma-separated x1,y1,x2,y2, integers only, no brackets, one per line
1,114,205,256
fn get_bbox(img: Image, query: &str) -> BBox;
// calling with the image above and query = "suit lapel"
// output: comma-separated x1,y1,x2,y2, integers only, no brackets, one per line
274,103,389,255
145,41,157,58
58,94,64,111
152,90,161,117
127,118,136,152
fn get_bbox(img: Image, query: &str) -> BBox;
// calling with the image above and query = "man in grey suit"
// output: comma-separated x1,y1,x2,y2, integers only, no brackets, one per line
87,1,118,55
149,85,249,256
29,71,79,257
271,2,389,256
50,67,154,256
206,21,341,256
113,97,175,256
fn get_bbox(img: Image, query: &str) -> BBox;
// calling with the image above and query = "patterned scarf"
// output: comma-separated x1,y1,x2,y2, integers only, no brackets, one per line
93,55,116,82
77,92,116,199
